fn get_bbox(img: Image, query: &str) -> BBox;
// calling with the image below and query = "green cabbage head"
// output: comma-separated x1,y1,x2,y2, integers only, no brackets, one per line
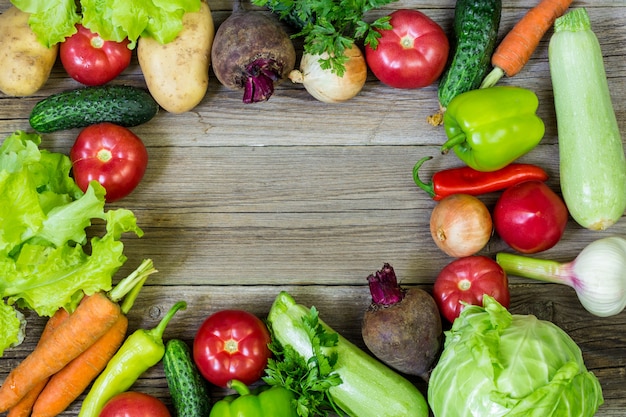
428,295,603,417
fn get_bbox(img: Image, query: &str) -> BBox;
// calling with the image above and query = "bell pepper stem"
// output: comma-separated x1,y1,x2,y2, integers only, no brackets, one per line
412,156,436,198
440,133,466,155
228,379,252,396
496,253,573,287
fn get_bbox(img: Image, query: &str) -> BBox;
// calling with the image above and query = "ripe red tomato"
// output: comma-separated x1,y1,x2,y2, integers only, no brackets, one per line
70,123,148,202
60,24,132,86
193,309,271,388
99,392,171,417
365,9,449,89
493,180,568,254
434,256,510,323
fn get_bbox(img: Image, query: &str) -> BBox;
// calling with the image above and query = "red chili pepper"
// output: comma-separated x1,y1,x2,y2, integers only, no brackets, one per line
413,156,549,200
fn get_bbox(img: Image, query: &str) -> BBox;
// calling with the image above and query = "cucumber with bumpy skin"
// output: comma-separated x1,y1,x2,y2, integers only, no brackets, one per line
437,0,502,110
29,85,159,133
163,339,212,417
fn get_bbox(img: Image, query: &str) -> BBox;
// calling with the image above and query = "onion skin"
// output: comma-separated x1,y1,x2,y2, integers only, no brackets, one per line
289,43,367,103
429,194,493,257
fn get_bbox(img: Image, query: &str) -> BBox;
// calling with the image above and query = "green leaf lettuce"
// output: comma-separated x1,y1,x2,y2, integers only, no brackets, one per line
10,0,201,48
0,131,143,356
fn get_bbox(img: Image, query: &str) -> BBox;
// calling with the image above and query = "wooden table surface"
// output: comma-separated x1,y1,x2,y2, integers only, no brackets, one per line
1,0,625,416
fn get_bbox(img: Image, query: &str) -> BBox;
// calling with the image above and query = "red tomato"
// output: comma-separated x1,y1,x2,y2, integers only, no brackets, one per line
99,392,171,417
60,24,132,86
493,180,568,254
365,9,449,89
70,123,148,202
193,309,271,388
434,256,510,323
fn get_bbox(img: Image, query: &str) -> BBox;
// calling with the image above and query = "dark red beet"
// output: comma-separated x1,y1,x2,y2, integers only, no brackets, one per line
361,263,442,381
211,1,296,103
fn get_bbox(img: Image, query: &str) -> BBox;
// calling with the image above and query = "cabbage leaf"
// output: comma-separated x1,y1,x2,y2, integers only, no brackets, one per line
0,131,143,356
428,295,603,417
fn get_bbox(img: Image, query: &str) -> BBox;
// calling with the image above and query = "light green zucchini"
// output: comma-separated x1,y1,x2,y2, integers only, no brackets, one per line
267,291,429,417
548,8,626,230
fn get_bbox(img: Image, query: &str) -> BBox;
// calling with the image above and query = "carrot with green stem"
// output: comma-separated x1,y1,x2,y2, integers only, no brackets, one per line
31,259,157,417
6,308,70,417
480,0,573,88
0,259,157,413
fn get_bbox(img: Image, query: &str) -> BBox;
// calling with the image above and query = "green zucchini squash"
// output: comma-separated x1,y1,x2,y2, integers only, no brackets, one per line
548,8,626,230
163,339,212,417
29,85,159,133
437,0,502,111
267,291,429,417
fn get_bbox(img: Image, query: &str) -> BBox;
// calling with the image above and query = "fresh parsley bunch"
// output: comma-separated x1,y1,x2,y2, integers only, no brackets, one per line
253,0,398,76
264,307,344,417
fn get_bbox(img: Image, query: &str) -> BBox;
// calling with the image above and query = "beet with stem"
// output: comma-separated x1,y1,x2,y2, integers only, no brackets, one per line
361,263,442,382
211,0,296,103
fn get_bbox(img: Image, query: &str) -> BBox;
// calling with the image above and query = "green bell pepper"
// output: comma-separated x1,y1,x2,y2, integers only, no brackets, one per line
209,380,297,417
441,86,545,172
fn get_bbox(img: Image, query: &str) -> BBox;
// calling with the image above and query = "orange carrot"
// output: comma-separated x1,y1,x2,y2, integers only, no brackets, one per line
0,293,122,412
31,314,129,417
6,309,70,417
480,0,573,88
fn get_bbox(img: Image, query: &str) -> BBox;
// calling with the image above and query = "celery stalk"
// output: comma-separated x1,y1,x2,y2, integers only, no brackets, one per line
548,8,626,230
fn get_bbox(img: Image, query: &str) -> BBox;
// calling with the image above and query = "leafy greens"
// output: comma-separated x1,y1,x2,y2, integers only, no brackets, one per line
10,0,201,48
0,131,143,356
252,0,397,76
264,306,343,417
428,295,604,417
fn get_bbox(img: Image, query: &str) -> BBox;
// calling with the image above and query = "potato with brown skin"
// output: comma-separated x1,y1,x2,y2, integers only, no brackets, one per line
138,1,214,113
361,264,442,381
0,6,58,97
210,0,295,103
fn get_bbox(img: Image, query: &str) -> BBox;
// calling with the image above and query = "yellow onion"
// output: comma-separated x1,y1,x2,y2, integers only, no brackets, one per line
430,194,493,257
288,43,367,103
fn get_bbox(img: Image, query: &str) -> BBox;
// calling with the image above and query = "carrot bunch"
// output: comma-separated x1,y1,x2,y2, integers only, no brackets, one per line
0,259,157,417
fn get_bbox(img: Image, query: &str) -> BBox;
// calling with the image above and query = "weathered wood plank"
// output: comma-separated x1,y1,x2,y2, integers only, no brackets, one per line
1,0,625,416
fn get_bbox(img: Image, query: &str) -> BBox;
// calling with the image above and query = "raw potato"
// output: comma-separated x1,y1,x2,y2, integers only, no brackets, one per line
138,1,214,113
0,6,58,97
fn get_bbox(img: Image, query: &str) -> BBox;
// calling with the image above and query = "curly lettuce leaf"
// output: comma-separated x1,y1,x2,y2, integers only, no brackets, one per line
10,0,79,47
10,0,200,48
0,303,24,356
81,0,201,48
0,131,142,356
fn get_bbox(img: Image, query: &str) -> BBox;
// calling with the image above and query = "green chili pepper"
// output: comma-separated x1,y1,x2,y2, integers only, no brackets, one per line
78,301,187,417
441,86,545,172
209,379,297,417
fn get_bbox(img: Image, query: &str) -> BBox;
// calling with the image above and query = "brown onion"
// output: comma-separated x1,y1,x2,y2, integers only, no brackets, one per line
288,43,367,103
429,194,492,257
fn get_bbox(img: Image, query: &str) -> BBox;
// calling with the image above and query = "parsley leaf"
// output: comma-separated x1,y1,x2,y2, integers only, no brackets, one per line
264,306,344,417
252,0,396,75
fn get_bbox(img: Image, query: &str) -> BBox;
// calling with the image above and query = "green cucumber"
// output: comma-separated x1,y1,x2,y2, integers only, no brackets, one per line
437,0,502,110
29,85,159,133
548,8,626,230
163,339,212,417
